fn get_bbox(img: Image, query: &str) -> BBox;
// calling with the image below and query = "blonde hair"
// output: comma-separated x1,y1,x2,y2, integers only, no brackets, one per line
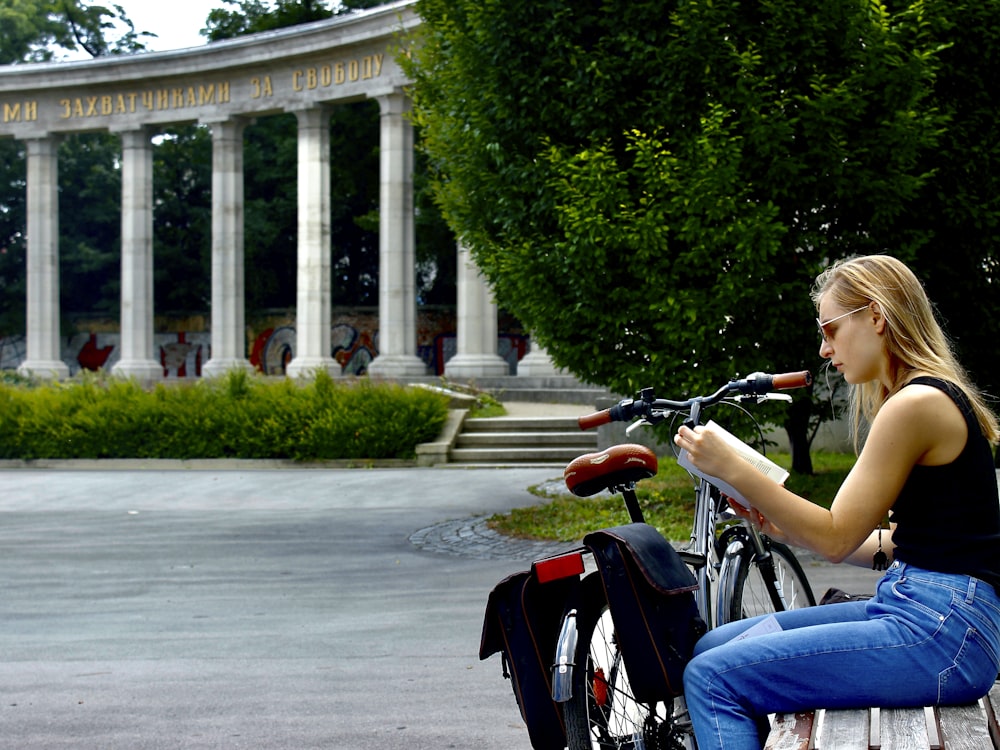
812,254,999,449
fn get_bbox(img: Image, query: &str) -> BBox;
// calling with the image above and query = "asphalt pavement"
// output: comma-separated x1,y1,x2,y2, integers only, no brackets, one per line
0,463,884,749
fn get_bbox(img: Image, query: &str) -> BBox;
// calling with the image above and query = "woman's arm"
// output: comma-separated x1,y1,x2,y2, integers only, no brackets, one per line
676,385,964,563
839,525,895,568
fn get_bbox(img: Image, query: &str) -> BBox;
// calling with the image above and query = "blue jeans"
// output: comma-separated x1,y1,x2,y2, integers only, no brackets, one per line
683,561,1000,750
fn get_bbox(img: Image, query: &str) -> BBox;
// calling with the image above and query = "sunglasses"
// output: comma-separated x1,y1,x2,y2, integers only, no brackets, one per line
816,304,870,342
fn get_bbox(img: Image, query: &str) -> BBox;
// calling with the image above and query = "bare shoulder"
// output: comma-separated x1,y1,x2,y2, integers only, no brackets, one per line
876,383,967,464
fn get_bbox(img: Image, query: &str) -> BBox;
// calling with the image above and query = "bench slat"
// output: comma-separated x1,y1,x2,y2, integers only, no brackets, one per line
937,702,992,750
814,708,869,749
880,707,929,750
986,684,1000,748
767,712,815,750
765,682,1000,750
924,706,943,749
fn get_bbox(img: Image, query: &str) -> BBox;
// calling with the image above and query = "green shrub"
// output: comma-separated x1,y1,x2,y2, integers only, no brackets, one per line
0,371,450,461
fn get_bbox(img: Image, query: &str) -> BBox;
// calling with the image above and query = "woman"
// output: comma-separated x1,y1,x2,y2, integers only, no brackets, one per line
675,254,1000,750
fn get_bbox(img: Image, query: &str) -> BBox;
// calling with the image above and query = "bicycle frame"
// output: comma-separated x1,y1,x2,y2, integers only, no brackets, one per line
543,371,813,701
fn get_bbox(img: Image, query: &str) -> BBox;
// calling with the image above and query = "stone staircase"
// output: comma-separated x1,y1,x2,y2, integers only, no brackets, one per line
448,415,598,468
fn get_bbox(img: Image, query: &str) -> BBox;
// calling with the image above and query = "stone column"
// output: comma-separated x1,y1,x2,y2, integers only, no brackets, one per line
367,90,426,377
203,118,253,377
111,128,162,382
17,136,70,380
518,339,563,376
444,242,508,378
286,106,339,378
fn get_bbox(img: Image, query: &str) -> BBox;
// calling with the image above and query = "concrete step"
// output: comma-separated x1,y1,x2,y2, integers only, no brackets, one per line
448,414,598,467
449,446,588,465
455,431,596,448
462,416,583,433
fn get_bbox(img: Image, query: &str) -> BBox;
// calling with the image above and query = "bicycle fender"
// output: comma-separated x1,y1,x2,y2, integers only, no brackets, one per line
551,608,578,703
716,536,747,629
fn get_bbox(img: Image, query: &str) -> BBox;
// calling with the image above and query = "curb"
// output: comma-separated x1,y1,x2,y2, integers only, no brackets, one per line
0,457,418,471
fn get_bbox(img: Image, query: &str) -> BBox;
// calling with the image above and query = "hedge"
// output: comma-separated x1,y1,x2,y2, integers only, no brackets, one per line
0,370,450,461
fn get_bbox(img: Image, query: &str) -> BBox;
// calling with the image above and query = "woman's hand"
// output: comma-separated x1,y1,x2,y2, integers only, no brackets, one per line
673,423,737,479
725,498,788,543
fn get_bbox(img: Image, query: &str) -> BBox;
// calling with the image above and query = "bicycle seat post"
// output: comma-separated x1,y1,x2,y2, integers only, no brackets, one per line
620,484,645,524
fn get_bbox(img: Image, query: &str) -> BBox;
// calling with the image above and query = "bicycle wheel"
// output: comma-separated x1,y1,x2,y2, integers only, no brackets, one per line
563,574,689,750
721,535,815,623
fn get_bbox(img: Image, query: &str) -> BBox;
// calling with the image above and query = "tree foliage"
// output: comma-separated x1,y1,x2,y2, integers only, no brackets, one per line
405,0,999,467
0,0,152,63
892,1,1000,417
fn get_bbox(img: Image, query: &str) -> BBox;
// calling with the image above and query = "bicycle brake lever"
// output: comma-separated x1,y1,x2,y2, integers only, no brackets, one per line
732,393,793,404
625,419,650,435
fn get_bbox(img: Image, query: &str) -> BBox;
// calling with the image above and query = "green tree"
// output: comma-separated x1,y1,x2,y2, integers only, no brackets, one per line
0,139,26,336
0,0,151,63
58,132,123,316
153,125,213,313
405,0,957,472
890,0,1000,445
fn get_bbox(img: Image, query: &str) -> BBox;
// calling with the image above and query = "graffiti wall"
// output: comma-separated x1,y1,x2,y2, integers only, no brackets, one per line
0,308,528,378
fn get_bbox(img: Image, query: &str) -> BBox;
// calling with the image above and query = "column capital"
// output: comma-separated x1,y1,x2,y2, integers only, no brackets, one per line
372,88,411,115
24,133,64,148
110,123,155,140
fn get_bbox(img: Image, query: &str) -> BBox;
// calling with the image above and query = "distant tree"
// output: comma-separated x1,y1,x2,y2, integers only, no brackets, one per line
152,126,213,313
58,132,124,316
0,140,26,336
0,0,152,63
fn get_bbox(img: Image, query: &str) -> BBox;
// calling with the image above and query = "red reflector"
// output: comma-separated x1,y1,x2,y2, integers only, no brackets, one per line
533,551,585,584
593,668,608,707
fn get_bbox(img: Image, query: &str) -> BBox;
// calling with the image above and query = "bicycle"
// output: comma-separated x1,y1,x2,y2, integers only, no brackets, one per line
538,371,818,750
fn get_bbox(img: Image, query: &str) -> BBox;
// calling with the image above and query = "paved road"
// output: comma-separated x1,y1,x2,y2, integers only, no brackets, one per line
0,467,882,749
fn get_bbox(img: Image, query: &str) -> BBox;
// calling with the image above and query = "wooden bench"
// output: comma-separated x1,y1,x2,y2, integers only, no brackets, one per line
765,681,1000,749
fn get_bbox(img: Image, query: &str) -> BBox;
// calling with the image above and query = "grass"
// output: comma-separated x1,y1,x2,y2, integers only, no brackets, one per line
488,451,855,542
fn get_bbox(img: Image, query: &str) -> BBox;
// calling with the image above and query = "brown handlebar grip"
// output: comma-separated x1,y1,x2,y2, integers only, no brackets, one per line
577,410,612,430
771,370,813,389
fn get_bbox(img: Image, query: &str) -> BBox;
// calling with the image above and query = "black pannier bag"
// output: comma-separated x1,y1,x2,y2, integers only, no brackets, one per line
480,569,580,750
584,523,706,703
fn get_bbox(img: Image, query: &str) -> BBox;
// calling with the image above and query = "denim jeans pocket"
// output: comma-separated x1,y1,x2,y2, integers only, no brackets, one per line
887,577,950,636
938,626,1000,704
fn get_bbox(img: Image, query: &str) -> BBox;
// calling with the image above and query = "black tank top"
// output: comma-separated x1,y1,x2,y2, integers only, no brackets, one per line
889,377,1000,590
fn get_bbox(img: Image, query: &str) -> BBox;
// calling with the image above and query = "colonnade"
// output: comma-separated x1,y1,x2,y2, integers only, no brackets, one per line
5,2,559,382
15,94,556,382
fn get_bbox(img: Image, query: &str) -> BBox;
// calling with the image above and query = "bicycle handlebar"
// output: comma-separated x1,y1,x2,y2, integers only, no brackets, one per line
577,370,812,430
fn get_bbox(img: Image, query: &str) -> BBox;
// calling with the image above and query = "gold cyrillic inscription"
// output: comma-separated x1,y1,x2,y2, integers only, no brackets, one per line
250,76,273,99
58,82,232,120
3,101,38,123
292,53,384,91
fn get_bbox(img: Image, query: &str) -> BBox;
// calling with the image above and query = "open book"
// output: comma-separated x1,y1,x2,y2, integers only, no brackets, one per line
676,420,788,510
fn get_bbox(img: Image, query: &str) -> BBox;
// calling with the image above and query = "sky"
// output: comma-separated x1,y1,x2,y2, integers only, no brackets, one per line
111,0,220,53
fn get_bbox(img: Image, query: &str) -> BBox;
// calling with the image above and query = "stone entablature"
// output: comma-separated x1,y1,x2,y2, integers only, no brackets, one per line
0,1,417,138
